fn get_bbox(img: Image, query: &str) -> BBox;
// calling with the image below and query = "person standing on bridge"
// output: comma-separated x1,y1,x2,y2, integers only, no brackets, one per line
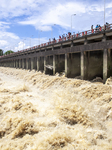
91,25,93,31
95,24,99,32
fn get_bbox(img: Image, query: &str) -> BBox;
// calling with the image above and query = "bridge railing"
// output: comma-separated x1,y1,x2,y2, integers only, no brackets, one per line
1,23,112,58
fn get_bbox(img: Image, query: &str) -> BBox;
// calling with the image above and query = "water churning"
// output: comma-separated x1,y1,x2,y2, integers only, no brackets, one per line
0,67,112,150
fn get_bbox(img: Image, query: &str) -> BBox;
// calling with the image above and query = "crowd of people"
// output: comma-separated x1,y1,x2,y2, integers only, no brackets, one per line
49,22,110,42
91,22,110,32
49,32,74,42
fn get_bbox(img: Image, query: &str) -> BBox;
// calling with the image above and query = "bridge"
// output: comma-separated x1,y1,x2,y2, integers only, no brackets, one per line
0,24,112,82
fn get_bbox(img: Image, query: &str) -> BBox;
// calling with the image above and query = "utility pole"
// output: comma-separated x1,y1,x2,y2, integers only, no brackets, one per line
104,0,105,25
71,14,76,35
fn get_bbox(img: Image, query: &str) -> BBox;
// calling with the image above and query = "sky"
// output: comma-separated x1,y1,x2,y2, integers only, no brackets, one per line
0,0,112,52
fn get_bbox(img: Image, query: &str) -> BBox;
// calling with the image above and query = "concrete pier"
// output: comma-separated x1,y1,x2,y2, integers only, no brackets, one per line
37,57,39,71
103,49,108,82
53,55,56,75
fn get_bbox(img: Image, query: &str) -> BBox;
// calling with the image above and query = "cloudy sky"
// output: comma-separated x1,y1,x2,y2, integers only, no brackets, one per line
0,0,112,52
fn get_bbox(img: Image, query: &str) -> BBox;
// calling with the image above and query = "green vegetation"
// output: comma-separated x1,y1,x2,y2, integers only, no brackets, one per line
4,50,14,55
0,49,14,56
0,49,3,56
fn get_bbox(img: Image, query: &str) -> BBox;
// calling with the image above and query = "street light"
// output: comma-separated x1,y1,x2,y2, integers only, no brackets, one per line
23,39,26,50
51,24,56,40
39,30,42,45
104,0,105,25
71,14,76,35
30,35,33,47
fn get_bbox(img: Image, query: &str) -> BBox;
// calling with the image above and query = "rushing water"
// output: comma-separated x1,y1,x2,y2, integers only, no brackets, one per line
0,67,112,150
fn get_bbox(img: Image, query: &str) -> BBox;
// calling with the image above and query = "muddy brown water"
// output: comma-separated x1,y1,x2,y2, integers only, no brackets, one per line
0,67,112,150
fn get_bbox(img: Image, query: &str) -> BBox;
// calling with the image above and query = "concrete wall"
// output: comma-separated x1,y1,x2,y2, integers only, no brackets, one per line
85,50,103,80
46,56,53,75
107,49,112,77
55,54,65,74
39,57,44,72
67,53,80,78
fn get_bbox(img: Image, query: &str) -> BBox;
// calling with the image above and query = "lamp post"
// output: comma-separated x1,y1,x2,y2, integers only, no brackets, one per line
30,35,33,47
71,14,76,35
104,0,105,25
39,30,42,45
18,43,19,51
51,24,56,40
23,39,26,50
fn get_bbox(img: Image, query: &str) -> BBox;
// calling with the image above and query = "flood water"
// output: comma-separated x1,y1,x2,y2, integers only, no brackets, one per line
0,67,112,150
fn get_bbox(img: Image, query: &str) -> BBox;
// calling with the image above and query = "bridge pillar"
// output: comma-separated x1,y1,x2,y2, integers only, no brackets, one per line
10,61,12,67
71,41,73,47
22,59,25,69
44,57,46,73
12,60,14,68
81,51,84,79
52,46,54,51
53,55,56,75
81,51,88,80
17,60,19,68
12,60,13,67
9,61,12,67
13,60,15,67
26,59,29,70
103,49,108,82
19,59,21,68
11,60,13,67
9,61,10,67
108,49,112,77
24,59,26,69
16,60,18,68
37,57,39,71
84,37,88,45
65,53,68,77
34,57,37,70
9,61,11,67
31,58,34,70
3,62,5,67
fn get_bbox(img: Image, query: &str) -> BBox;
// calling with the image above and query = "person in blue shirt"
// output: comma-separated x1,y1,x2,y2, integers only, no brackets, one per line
96,24,99,31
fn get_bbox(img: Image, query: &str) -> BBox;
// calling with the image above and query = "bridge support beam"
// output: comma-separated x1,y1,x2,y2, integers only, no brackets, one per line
11,61,13,67
65,53,68,77
81,51,85,79
19,59,21,68
31,58,34,70
16,60,19,68
9,61,11,67
103,49,108,83
13,60,15,68
37,57,39,71
26,59,29,70
81,51,88,80
44,57,46,73
53,55,56,75
45,56,53,75
4,62,5,67
22,59,25,69
108,49,112,77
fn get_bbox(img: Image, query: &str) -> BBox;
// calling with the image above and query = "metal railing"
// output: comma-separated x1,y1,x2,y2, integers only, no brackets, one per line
0,23,112,58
